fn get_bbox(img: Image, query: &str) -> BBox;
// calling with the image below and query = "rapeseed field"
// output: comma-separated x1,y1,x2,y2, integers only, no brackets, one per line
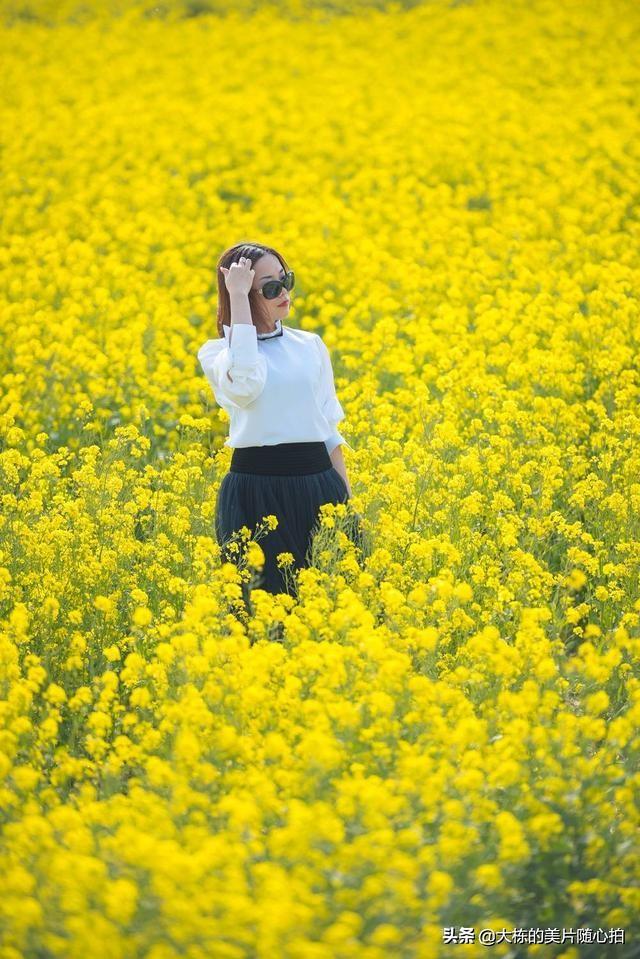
1,0,638,955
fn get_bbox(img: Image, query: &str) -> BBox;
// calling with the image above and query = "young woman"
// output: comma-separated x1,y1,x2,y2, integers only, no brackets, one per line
197,241,357,597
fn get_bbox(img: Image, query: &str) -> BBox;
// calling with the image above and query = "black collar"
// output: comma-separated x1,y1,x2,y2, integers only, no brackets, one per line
224,320,283,341
257,319,284,340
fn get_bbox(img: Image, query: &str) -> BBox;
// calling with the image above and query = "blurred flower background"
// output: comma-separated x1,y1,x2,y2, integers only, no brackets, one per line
0,0,639,955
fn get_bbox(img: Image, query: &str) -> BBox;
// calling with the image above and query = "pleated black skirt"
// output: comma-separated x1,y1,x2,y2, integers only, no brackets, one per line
215,441,354,596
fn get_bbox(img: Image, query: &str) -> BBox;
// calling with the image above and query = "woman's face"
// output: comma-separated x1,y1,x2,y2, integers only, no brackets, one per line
252,253,291,328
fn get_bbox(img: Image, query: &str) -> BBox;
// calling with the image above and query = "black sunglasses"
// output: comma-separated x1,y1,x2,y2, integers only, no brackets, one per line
257,270,295,300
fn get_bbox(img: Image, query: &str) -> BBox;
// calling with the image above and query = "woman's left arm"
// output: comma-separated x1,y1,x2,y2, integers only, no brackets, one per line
315,335,353,496
329,444,352,497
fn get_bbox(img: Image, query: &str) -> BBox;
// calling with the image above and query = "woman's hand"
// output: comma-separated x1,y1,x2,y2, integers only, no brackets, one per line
220,256,255,297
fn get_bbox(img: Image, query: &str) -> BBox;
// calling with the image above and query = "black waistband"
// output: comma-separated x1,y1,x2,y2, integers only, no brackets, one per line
230,442,332,476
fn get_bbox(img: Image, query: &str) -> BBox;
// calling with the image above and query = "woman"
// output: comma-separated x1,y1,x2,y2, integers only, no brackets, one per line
197,241,359,597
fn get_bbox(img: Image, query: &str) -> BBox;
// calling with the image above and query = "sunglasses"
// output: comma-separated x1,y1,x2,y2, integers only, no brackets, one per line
256,270,295,300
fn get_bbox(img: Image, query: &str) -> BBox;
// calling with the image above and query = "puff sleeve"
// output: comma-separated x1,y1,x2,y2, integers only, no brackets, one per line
197,324,267,410
315,335,354,454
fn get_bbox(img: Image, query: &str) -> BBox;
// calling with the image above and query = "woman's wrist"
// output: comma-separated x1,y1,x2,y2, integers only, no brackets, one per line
229,291,250,303
228,292,253,333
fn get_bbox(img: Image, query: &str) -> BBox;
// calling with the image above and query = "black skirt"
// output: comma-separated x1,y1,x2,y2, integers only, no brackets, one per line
215,441,355,596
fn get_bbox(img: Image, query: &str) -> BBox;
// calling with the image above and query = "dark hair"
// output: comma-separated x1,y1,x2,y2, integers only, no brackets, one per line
215,242,291,338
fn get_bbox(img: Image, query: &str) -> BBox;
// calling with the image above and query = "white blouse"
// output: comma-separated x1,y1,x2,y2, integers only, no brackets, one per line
197,319,353,454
